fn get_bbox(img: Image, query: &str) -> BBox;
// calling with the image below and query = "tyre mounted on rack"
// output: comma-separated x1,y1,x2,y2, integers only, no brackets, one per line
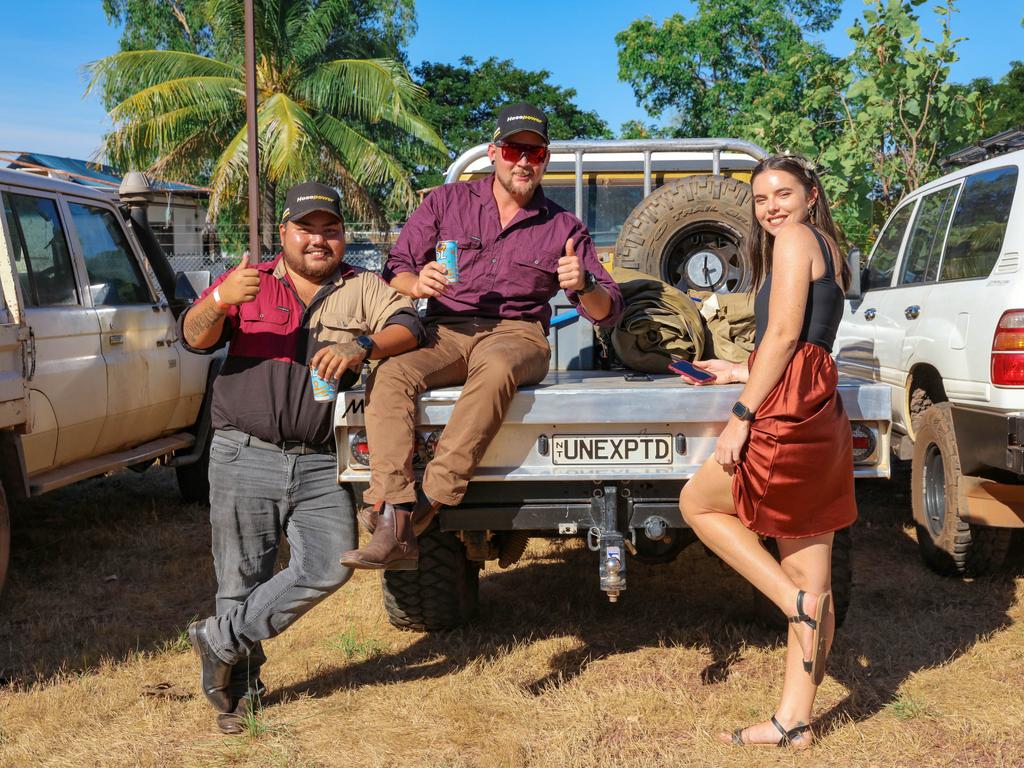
381,525,480,631
614,175,753,294
911,403,1012,576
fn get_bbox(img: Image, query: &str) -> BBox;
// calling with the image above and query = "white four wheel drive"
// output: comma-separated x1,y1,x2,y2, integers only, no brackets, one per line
835,145,1024,576
0,168,221,595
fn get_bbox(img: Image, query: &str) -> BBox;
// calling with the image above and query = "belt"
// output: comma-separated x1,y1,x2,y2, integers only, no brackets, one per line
217,429,336,456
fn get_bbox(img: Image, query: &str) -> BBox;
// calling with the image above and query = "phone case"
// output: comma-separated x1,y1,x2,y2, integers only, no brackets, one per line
668,360,716,383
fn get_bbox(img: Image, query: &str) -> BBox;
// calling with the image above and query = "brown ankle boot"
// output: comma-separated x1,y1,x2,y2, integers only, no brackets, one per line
339,503,418,571
357,503,380,533
411,489,441,536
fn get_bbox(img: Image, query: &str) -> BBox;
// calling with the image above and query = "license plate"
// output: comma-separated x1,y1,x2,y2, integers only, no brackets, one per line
551,434,673,465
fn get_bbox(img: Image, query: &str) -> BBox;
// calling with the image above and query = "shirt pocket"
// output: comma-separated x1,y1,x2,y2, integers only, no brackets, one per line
507,249,559,299
316,316,371,346
234,303,294,359
239,303,291,329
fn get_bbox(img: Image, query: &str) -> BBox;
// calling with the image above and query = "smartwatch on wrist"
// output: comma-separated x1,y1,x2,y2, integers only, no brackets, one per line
354,335,375,360
577,270,599,295
731,401,755,422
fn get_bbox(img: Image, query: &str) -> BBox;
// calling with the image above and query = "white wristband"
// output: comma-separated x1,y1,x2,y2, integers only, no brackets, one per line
212,287,228,308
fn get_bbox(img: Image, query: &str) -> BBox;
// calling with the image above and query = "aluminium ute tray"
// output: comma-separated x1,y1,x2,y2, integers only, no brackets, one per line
335,370,891,428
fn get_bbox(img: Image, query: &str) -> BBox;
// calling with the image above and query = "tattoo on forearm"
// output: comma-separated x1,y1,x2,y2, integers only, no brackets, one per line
184,303,225,344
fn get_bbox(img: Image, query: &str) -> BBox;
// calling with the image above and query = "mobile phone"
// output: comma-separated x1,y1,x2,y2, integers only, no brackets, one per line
668,359,716,384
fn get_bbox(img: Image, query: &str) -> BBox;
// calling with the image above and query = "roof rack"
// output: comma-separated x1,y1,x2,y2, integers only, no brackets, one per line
941,127,1024,168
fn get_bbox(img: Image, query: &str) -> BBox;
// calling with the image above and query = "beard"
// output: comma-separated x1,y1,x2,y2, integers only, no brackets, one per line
496,167,541,204
282,246,342,282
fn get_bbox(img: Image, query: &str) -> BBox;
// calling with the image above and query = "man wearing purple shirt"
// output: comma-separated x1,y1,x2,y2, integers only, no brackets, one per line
340,102,624,570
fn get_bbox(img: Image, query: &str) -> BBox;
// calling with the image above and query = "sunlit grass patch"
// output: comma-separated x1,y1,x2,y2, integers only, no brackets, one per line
325,626,388,660
886,692,934,720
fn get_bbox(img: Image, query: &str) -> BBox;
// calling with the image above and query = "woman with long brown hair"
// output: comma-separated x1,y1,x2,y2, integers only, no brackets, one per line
679,154,858,749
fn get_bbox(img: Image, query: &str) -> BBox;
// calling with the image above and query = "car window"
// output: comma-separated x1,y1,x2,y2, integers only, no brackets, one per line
68,202,152,305
864,203,914,290
899,185,958,286
1,192,79,307
940,166,1019,281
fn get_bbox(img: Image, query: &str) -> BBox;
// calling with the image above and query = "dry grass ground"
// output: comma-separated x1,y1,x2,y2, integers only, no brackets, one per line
0,465,1022,767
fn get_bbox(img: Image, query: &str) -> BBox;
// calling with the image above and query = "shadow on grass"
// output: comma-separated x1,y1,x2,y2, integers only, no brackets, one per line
273,467,1019,737
0,469,216,687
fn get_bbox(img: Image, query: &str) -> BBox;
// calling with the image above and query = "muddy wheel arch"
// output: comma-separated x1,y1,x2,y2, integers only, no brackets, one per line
614,175,753,293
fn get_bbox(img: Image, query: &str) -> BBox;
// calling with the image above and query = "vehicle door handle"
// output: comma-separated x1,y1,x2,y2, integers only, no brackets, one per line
863,308,876,321
110,333,124,345
904,305,920,320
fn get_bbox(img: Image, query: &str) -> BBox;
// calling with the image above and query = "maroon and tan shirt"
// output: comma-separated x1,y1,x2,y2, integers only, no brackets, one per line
383,175,623,332
180,255,422,446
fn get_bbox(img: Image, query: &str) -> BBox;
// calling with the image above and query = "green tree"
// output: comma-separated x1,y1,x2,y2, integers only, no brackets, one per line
615,0,842,145
967,61,1024,135
89,0,438,240
807,0,990,247
412,56,611,188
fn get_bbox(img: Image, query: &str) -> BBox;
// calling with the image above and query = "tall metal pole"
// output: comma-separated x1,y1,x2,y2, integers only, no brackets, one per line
243,0,261,260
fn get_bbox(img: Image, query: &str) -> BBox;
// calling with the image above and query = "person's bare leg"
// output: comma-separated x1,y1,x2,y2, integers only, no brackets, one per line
680,457,812,620
720,536,833,747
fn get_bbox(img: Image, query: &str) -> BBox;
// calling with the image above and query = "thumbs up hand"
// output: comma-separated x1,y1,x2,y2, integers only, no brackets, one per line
217,251,261,305
557,237,586,292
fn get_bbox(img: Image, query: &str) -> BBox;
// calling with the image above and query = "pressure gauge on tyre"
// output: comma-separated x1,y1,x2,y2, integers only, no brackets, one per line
685,250,725,290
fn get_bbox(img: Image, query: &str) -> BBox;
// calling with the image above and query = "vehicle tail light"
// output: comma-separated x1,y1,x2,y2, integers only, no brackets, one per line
992,310,1024,385
850,423,877,463
349,429,370,466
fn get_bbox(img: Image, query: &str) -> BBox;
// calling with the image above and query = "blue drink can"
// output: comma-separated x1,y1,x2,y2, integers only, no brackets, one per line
435,240,460,284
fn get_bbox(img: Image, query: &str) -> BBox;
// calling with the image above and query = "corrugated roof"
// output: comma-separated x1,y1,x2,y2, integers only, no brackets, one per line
3,152,207,194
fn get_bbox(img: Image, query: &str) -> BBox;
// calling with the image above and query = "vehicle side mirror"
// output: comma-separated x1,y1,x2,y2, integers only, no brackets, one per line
844,248,862,300
175,270,211,301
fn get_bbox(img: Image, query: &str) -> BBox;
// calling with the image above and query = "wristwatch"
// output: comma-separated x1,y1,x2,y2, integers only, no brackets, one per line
731,401,756,422
577,270,599,295
354,335,374,360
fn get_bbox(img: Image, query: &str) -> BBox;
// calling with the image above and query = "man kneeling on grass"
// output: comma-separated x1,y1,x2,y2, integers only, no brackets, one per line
179,182,423,731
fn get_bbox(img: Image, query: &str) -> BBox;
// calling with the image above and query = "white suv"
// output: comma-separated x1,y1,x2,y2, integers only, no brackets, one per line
835,147,1023,576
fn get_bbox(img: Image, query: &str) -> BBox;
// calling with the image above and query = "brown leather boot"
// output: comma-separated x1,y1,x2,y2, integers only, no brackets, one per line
339,502,418,570
411,488,441,536
362,490,440,536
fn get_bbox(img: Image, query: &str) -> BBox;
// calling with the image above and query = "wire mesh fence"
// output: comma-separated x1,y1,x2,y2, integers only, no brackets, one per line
158,226,392,279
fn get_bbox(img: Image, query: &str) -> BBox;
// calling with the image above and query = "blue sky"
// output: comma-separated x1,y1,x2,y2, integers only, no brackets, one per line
0,1,1021,162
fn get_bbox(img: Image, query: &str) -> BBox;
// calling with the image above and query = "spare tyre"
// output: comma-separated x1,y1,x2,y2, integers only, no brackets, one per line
614,175,753,294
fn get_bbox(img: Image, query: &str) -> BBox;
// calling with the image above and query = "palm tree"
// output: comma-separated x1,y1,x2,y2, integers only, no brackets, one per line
86,0,445,238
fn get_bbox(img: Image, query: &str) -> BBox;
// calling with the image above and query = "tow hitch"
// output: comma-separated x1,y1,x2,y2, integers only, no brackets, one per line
587,483,637,603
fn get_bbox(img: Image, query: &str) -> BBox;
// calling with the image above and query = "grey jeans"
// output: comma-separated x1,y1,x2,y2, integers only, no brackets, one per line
203,431,354,693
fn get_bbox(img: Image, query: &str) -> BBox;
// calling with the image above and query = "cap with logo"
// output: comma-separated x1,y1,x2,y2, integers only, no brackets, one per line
492,102,549,145
281,182,343,224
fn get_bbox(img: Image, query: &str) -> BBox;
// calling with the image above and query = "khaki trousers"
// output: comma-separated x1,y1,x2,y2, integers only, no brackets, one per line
363,316,550,507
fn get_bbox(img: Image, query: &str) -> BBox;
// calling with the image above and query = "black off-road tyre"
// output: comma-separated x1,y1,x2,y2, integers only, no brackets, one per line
752,527,852,630
176,435,211,504
613,175,753,293
912,403,1012,576
0,484,9,596
381,526,480,632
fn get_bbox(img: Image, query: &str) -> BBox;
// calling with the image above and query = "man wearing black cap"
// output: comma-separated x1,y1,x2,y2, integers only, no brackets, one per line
178,181,423,730
340,102,624,569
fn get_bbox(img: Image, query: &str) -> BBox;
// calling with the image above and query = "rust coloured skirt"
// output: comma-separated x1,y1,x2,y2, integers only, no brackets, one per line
732,341,858,539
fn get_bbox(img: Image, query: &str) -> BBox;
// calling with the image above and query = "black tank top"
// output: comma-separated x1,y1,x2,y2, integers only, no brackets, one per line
753,225,845,352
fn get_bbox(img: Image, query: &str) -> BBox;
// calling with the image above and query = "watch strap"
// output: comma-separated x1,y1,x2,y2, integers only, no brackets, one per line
732,401,755,422
577,270,598,295
354,335,375,354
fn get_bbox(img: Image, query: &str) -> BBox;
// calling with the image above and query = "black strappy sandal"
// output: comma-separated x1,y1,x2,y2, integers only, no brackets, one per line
789,589,831,685
729,715,813,748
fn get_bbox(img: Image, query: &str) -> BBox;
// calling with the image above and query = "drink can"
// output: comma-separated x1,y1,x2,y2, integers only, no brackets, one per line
309,367,338,402
435,240,460,284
